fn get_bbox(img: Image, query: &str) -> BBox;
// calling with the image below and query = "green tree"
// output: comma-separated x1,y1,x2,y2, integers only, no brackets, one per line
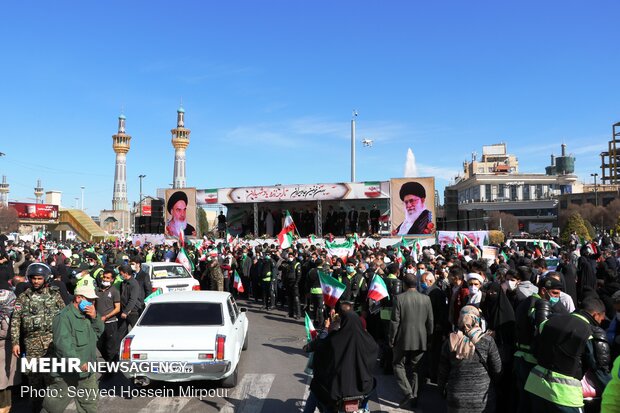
560,212,591,243
197,207,209,237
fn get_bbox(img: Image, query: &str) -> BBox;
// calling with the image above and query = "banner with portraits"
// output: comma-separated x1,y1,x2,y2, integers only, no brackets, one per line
164,188,197,237
437,231,489,248
389,178,436,237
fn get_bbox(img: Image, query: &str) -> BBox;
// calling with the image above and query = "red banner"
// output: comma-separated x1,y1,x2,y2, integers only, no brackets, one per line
9,202,59,221
141,205,152,216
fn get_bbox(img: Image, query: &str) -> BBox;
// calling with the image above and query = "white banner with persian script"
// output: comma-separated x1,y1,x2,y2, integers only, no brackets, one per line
197,181,390,205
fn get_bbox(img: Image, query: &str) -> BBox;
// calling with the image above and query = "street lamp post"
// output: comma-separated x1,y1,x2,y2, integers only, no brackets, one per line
74,197,79,209
138,174,146,216
80,186,85,210
590,173,598,207
351,111,357,182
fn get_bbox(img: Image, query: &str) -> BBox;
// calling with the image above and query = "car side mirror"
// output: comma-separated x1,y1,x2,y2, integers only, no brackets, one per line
239,307,247,313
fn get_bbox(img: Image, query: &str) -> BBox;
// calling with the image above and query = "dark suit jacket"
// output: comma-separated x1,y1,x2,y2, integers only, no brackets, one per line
389,289,434,351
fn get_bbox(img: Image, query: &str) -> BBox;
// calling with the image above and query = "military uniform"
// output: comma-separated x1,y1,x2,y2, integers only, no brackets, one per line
42,303,104,413
10,285,65,412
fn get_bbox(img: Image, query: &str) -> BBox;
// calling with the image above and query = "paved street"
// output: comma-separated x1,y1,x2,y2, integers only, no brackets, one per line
13,299,446,413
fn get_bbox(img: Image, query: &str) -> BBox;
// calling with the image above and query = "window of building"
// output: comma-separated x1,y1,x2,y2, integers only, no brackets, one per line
498,184,505,199
523,185,530,201
510,185,517,201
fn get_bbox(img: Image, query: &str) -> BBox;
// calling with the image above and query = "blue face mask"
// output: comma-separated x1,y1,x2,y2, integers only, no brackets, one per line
420,282,428,291
78,299,92,313
549,296,560,305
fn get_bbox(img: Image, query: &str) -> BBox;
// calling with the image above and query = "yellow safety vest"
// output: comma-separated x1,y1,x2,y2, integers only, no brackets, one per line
601,356,620,413
525,365,583,408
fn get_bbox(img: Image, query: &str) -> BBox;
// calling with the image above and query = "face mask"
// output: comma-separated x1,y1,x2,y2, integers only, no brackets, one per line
78,299,92,313
88,261,95,268
243,253,247,257
101,281,111,287
549,297,560,305
508,280,518,291
264,255,270,259
346,266,355,273
406,269,415,274
288,258,294,262
469,286,479,295
420,282,428,291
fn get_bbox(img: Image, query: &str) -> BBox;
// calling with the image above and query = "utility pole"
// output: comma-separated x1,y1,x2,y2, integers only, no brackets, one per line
139,174,146,216
590,173,599,206
351,110,357,182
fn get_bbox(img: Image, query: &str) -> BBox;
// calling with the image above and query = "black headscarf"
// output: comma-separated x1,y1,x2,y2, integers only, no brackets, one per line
310,311,378,406
481,281,516,361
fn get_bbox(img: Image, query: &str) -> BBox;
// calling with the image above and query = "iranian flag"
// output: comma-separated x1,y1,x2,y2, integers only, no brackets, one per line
367,274,389,302
533,240,543,258
318,270,346,308
201,188,219,204
233,270,244,293
144,287,163,303
277,211,296,249
411,238,422,259
463,234,481,257
325,239,356,261
226,231,234,244
176,230,194,273
176,247,194,273
500,250,510,262
304,312,318,341
395,248,404,267
308,234,316,244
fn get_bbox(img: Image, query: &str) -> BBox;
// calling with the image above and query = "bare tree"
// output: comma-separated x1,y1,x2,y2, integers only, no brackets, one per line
0,207,19,233
487,211,519,234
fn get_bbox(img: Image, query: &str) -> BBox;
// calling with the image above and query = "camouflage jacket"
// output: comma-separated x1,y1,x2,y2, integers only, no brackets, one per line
10,286,65,358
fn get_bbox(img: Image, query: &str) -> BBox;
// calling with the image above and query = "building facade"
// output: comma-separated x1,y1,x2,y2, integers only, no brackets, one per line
444,144,579,233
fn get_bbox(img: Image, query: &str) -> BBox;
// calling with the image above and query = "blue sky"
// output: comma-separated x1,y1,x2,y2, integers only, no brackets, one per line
1,1,619,215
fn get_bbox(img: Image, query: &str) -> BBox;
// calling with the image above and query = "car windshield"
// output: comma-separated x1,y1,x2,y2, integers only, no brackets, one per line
150,265,191,279
139,302,223,326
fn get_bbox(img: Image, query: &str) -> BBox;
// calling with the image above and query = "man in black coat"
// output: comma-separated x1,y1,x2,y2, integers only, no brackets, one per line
118,264,142,339
130,256,152,308
558,251,579,307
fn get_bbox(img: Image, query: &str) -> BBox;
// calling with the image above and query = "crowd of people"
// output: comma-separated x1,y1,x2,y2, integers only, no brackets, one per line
0,230,619,412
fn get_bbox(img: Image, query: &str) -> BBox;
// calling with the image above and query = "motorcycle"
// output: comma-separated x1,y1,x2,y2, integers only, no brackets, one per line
336,395,369,413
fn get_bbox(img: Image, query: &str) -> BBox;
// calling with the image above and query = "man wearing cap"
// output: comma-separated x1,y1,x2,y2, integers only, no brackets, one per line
42,284,103,413
393,181,433,236
84,251,103,285
165,190,196,237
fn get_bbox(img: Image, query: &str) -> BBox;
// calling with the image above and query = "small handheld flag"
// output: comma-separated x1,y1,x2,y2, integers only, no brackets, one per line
233,270,244,293
318,270,346,308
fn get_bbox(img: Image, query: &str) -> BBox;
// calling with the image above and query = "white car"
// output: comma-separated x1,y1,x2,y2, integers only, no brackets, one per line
119,291,249,388
141,262,200,294
507,238,561,251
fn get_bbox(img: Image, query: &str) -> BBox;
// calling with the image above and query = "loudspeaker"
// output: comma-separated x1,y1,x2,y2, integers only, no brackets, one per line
151,199,164,219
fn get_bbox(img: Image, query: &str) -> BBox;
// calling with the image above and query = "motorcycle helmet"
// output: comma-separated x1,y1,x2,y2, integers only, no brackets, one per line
26,262,53,283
